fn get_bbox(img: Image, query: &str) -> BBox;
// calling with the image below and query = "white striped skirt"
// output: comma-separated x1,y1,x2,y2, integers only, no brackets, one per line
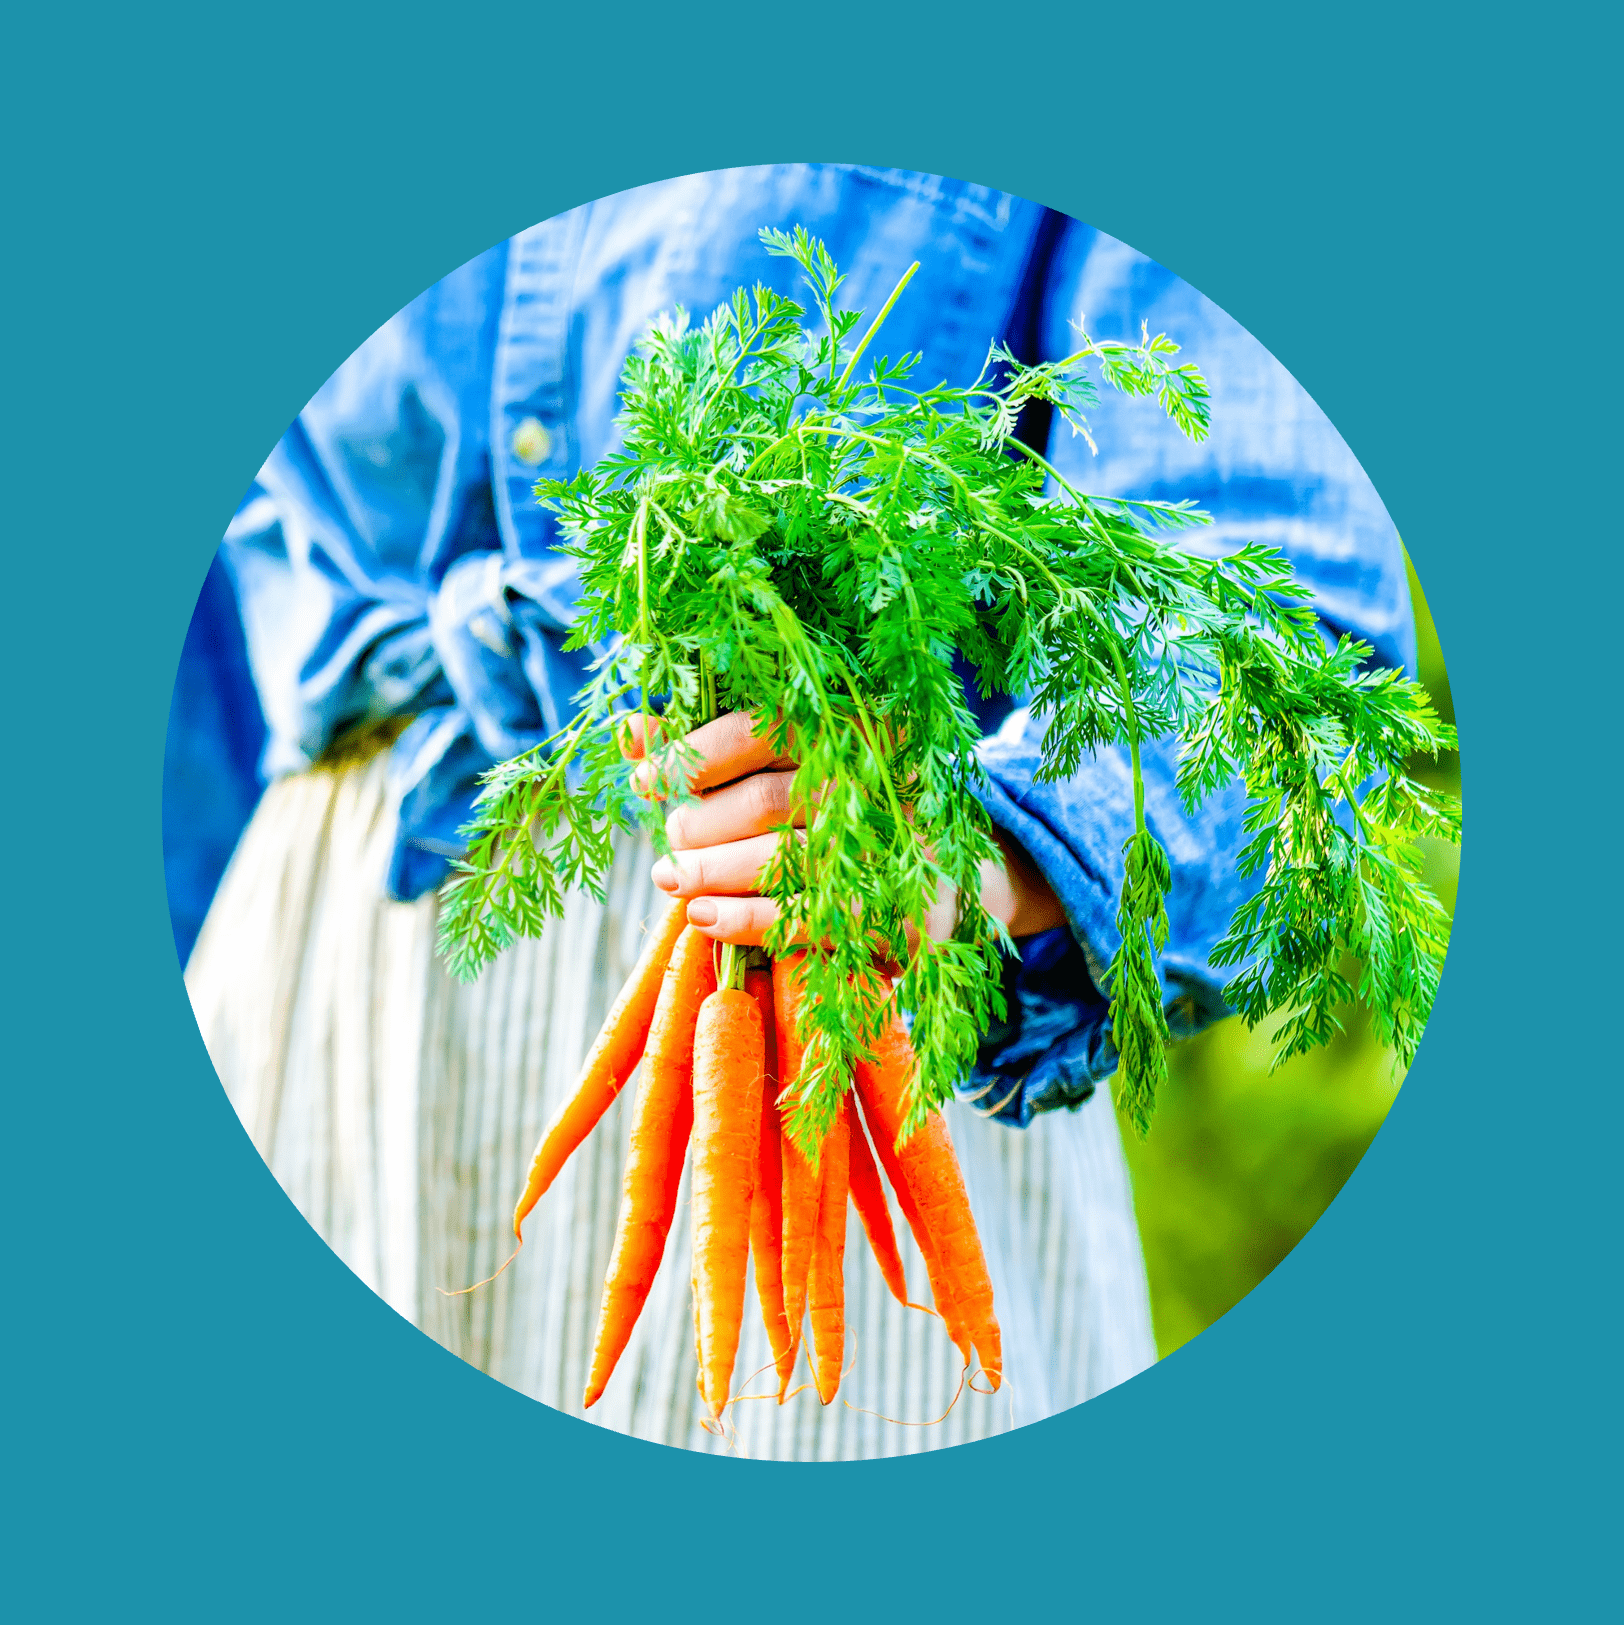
186,742,1156,1459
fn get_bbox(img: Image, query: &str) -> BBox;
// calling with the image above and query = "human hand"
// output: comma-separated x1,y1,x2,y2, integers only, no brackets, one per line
621,710,1066,949
622,708,803,945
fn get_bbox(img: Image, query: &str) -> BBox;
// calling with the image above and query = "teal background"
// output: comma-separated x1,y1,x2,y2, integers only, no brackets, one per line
4,1,1614,1617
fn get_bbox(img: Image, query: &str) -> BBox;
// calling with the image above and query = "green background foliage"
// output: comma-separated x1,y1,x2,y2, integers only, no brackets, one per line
1122,557,1460,1355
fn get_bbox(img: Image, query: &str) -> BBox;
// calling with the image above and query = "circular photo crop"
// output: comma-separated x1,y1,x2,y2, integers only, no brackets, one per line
163,163,1460,1460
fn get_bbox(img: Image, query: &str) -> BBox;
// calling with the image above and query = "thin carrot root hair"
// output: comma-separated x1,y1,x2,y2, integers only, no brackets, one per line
437,1241,521,1297
967,1364,1017,1434
698,1412,748,1458
716,1361,781,1411
840,1367,968,1430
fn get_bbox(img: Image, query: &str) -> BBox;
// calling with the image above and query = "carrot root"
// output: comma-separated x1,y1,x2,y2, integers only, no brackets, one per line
582,925,714,1408
773,952,822,1395
806,1094,851,1405
690,988,765,1419
846,1094,909,1307
852,1085,973,1369
514,899,688,1242
744,970,795,1394
854,1015,1001,1388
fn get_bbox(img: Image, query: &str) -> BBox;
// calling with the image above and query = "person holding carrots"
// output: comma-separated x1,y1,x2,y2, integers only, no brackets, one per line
171,163,1416,1457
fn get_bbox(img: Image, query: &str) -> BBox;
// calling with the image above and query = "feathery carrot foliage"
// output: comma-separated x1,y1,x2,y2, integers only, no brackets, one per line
436,227,1459,1145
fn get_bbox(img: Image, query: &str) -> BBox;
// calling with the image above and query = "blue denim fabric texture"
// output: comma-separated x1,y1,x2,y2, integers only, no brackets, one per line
164,163,1415,1124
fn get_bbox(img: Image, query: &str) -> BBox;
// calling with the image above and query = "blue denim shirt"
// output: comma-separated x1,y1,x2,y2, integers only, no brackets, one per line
168,163,1415,1126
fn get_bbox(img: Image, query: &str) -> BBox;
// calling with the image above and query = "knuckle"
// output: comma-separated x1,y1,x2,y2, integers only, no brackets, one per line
749,772,789,826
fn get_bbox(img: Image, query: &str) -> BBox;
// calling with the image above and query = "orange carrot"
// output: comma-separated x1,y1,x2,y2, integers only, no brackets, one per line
744,969,795,1394
847,1093,909,1307
513,899,688,1242
690,985,765,1420
582,925,715,1408
773,951,821,1390
693,1270,704,1401
851,1085,972,1369
855,1014,1000,1386
806,1092,851,1404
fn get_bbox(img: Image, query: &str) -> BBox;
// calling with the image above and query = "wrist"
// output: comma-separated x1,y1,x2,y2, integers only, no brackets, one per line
900,830,1068,958
987,830,1066,940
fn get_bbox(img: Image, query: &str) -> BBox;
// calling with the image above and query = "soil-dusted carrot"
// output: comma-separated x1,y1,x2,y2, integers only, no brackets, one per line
773,952,821,1385
855,1012,1000,1387
806,1092,851,1404
852,1086,973,1369
513,899,688,1242
847,1094,908,1307
744,969,795,1394
582,925,715,1408
690,980,765,1419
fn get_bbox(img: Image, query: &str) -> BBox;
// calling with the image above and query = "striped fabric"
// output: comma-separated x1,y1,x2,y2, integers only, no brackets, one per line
187,743,1157,1459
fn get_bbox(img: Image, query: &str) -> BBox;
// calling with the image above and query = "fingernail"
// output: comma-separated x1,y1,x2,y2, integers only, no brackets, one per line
650,857,677,892
687,899,719,927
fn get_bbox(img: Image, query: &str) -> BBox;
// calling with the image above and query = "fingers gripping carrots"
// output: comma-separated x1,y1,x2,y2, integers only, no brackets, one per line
513,899,689,1243
511,923,1002,1417
583,924,715,1408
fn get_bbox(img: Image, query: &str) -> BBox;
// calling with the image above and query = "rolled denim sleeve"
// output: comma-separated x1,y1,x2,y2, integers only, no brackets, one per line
959,218,1415,1127
964,719,1253,1127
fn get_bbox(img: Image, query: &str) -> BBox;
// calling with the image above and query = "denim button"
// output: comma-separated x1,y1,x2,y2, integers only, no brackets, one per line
510,416,552,466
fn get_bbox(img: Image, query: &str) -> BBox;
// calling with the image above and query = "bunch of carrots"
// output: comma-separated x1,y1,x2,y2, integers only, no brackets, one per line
509,899,1002,1420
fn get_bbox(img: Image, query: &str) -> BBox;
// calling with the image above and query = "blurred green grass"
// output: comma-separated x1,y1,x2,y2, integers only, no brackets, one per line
1119,558,1460,1356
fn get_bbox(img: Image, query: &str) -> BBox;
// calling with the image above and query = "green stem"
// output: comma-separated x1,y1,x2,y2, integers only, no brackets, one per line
794,422,1077,598
646,498,691,548
1126,684,1146,832
741,428,798,479
473,706,604,890
835,261,919,394
717,941,745,991
1332,757,1378,844
840,669,907,833
635,499,651,643
1077,597,1147,837
699,648,717,724
1004,434,1094,507
690,308,773,430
